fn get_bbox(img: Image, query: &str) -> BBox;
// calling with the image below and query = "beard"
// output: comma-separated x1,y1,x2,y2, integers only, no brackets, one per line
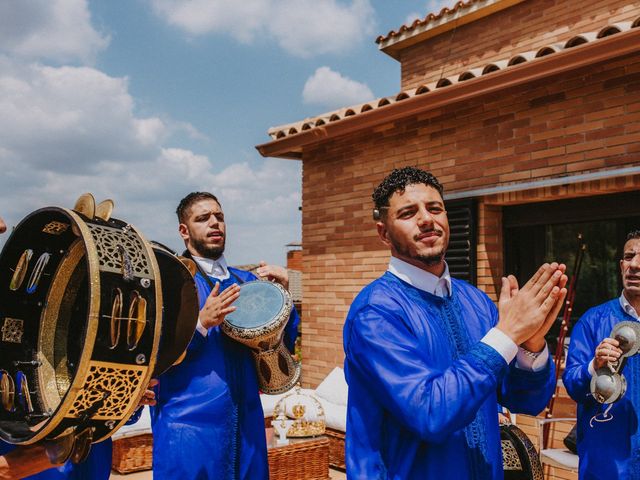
190,236,225,260
388,229,446,267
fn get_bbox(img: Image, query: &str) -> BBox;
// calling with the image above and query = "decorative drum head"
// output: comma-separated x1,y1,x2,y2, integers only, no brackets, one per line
224,281,289,333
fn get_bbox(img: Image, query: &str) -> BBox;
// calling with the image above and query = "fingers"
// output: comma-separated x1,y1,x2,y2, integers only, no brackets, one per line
139,388,157,406
534,285,568,338
219,284,240,306
508,275,519,295
148,378,159,388
498,276,511,304
536,270,564,303
595,338,623,366
208,282,221,298
521,263,548,291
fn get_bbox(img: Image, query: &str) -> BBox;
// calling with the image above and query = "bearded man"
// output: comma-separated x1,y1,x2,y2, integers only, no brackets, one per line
343,167,567,479
151,192,299,479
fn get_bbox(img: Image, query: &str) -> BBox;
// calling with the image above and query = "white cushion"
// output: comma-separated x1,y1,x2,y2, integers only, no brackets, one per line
540,448,579,471
323,401,347,432
112,406,152,440
314,367,348,407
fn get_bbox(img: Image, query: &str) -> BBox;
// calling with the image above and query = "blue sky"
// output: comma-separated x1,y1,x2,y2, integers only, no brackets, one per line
0,0,449,265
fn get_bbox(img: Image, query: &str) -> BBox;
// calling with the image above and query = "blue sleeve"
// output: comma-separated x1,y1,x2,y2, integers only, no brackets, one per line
481,292,555,416
283,307,300,353
125,406,143,426
499,357,555,415
345,304,508,442
563,313,597,403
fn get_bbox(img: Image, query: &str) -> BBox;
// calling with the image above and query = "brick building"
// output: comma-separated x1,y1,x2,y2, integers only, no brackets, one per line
257,1,640,477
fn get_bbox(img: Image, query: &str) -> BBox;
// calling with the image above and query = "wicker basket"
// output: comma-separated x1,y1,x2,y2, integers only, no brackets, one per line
111,433,153,474
268,436,330,480
325,428,345,470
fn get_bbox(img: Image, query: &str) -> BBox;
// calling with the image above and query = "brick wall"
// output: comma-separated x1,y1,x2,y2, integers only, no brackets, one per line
299,50,640,387
399,0,639,91
286,248,303,271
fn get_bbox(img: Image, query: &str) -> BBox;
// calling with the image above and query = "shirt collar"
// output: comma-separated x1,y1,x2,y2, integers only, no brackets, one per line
388,256,452,297
192,254,230,280
620,292,639,320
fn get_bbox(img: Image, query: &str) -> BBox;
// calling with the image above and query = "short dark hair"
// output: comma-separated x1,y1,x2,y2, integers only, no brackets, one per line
627,230,640,241
176,192,221,223
372,166,444,211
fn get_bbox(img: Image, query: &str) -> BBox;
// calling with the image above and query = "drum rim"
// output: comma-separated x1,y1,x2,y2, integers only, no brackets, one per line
221,280,292,340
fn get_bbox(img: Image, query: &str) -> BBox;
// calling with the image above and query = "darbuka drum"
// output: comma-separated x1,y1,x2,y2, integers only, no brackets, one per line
221,280,300,395
0,197,198,456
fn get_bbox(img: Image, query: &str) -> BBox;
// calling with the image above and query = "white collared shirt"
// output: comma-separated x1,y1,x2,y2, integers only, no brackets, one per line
387,256,548,371
620,292,639,320
388,256,452,297
193,254,230,336
192,254,230,280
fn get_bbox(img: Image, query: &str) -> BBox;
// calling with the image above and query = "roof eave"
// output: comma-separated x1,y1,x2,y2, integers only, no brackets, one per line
256,27,640,160
378,0,526,60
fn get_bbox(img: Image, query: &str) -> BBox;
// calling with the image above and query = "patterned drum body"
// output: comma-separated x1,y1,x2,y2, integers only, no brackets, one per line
0,207,162,445
221,281,300,394
501,423,544,480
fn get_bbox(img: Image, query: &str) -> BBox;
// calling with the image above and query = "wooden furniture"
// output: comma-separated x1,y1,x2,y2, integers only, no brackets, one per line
267,428,330,480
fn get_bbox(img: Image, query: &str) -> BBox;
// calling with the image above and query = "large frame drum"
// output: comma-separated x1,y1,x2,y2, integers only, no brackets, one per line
0,206,163,446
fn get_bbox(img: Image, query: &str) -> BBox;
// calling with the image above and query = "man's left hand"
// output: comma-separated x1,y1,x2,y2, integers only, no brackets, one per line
138,378,158,407
256,261,289,290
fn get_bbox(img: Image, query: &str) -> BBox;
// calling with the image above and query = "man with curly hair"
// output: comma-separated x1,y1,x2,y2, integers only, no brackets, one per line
343,166,567,479
563,230,640,479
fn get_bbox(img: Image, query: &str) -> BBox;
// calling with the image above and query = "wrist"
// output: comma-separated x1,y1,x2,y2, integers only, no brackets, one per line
522,337,545,353
495,324,521,345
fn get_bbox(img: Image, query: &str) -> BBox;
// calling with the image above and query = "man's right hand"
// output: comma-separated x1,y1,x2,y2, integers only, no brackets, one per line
496,263,567,346
199,283,240,329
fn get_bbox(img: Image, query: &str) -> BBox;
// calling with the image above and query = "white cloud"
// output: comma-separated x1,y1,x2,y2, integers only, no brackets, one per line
0,56,166,173
302,66,374,109
149,0,376,58
0,0,109,63
0,0,302,266
0,55,301,264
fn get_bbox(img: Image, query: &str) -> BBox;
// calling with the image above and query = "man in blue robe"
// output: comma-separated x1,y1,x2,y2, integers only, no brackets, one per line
151,192,299,479
343,167,567,479
563,230,640,479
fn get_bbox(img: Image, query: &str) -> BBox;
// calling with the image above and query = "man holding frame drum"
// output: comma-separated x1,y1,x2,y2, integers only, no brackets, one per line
151,192,300,479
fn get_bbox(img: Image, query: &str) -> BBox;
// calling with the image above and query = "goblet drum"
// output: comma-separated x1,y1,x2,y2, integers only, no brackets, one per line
0,200,198,456
221,280,300,394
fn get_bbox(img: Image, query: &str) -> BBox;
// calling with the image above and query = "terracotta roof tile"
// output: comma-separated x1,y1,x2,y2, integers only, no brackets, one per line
377,0,501,46
265,18,639,142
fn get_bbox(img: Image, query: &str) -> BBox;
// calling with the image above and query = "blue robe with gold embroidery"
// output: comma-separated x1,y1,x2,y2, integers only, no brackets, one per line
343,272,555,479
151,267,299,479
563,299,639,479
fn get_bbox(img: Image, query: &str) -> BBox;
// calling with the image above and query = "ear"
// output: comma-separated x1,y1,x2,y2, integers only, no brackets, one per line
376,221,392,247
178,223,190,242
